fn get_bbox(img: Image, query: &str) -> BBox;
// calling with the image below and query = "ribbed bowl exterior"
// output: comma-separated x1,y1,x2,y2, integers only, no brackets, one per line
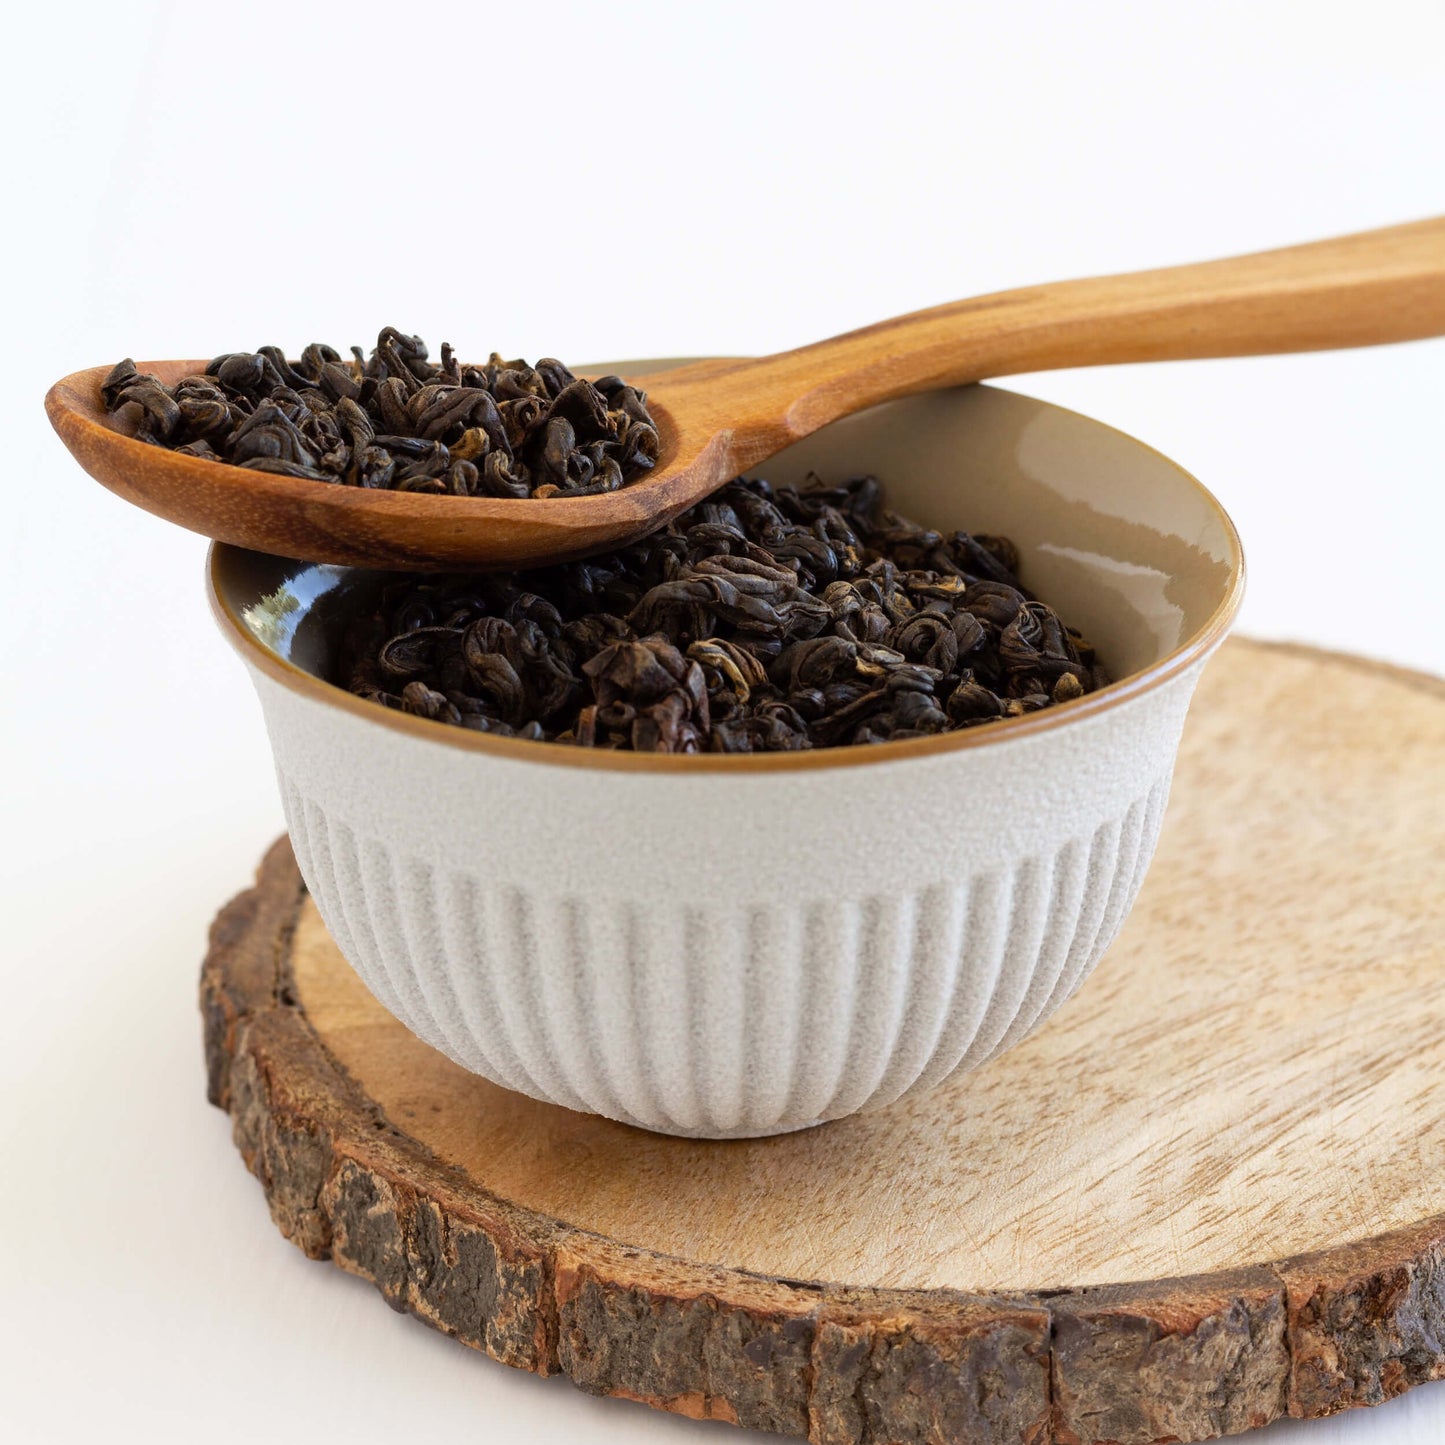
252,658,1203,1138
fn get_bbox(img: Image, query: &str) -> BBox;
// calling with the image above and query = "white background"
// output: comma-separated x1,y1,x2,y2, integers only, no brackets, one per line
3,3,1443,1441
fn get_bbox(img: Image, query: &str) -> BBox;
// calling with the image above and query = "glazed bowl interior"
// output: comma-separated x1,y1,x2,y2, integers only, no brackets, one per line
210,368,1243,757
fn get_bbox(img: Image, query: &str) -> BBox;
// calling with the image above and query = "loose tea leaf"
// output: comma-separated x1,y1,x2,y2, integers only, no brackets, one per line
337,474,1109,753
101,330,660,498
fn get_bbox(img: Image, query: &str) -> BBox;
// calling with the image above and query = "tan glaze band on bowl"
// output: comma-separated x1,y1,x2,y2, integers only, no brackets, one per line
206,378,1244,775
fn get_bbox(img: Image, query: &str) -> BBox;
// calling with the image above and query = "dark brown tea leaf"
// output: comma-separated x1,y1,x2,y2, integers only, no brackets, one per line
337,474,1109,753
102,331,660,499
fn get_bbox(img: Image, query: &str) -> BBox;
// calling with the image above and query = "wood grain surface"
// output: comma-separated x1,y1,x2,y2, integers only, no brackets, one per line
203,638,1445,1444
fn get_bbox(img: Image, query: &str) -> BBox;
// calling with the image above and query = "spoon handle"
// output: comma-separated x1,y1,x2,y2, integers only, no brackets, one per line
748,216,1445,436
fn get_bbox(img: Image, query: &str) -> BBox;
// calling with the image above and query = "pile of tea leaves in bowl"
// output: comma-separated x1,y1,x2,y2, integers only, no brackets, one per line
337,474,1109,753
101,329,659,498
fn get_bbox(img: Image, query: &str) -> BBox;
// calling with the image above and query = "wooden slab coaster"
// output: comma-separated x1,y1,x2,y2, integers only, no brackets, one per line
202,639,1445,1445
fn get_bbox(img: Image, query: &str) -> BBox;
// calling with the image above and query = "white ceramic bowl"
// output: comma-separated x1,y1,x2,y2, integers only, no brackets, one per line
209,374,1243,1138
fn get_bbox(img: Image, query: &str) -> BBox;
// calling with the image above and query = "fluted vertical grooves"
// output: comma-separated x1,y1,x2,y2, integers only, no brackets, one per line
277,772,1174,1137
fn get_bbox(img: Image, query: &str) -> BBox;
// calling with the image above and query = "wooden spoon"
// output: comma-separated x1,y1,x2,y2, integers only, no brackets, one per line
47,216,1445,571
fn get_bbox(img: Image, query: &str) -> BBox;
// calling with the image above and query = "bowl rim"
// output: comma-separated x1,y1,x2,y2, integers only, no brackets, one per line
206,381,1245,775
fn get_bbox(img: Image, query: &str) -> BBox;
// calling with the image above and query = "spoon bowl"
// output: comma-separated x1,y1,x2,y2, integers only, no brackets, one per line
45,358,704,569
46,217,1445,570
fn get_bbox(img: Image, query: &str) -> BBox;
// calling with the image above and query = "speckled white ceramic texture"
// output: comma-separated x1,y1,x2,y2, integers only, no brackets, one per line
210,378,1243,1138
